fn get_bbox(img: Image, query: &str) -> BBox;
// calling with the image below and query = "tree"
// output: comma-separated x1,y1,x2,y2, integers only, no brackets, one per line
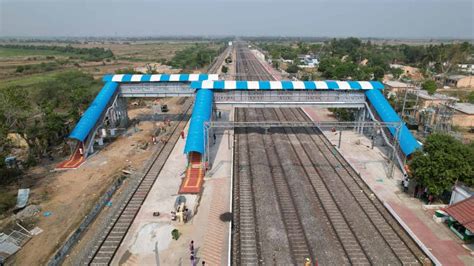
391,68,404,79
421,80,437,95
286,64,299,74
372,66,385,80
221,65,228,74
409,134,474,197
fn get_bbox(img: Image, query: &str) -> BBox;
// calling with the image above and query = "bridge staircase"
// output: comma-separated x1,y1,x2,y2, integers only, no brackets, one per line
179,152,206,194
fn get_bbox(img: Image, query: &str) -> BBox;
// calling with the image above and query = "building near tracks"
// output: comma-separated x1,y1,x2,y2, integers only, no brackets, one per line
384,80,415,93
443,196,474,242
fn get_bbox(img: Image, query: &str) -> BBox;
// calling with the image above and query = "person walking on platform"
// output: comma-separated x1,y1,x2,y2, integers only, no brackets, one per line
181,130,185,139
213,133,216,144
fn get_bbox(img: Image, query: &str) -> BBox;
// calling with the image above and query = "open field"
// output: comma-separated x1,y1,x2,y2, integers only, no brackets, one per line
0,41,220,82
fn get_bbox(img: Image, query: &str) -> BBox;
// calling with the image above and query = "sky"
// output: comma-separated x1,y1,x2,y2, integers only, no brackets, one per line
0,0,473,39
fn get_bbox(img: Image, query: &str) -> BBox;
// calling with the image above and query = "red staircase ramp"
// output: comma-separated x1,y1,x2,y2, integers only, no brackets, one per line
56,143,86,169
179,152,206,194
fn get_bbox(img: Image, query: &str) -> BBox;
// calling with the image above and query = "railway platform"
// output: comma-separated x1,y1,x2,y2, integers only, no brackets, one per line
304,107,473,265
111,108,233,265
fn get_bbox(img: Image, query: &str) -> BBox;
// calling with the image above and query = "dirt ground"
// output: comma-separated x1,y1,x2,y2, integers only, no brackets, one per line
6,98,183,265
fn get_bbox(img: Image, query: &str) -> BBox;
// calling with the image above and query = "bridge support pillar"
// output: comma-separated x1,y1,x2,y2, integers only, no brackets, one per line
116,97,129,128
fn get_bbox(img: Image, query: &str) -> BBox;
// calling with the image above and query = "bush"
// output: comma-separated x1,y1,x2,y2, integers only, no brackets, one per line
16,65,25,73
0,192,16,215
171,229,180,240
422,80,437,95
286,64,299,73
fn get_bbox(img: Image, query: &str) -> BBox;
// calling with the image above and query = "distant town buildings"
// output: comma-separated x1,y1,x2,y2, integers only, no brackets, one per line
297,54,319,68
458,63,474,74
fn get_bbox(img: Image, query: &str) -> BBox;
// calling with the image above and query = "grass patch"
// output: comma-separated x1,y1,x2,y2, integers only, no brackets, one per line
0,47,72,58
0,71,64,89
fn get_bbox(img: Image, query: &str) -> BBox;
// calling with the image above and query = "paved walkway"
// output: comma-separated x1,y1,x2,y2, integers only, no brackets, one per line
304,107,473,266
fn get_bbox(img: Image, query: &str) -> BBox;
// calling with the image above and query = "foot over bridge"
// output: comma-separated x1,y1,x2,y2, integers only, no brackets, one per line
61,75,421,193
182,80,421,193
56,73,218,169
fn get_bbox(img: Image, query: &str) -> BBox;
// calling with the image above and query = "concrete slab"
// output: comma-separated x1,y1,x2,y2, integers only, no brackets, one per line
303,107,473,265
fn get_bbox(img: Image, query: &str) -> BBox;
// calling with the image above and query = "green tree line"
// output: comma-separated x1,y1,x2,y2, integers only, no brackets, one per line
0,71,101,169
167,43,222,70
258,38,473,81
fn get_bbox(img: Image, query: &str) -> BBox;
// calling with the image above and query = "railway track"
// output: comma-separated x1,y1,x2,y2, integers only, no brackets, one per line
231,42,426,264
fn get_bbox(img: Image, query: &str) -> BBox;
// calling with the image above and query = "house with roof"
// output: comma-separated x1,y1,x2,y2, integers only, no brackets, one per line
448,103,474,128
443,196,474,242
435,74,474,88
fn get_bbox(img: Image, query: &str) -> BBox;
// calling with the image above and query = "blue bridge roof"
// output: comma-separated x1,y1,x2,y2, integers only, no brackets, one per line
69,82,119,142
191,80,384,90
103,74,218,83
184,89,214,154
365,89,421,156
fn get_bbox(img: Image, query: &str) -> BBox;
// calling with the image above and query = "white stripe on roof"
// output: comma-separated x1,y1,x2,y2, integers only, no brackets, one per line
201,80,214,89
169,74,180,81
336,81,351,90
150,74,162,81
224,81,237,89
248,81,259,89
293,81,305,89
270,81,282,89
358,81,373,90
188,74,200,81
314,81,328,89
208,74,219,81
112,74,124,82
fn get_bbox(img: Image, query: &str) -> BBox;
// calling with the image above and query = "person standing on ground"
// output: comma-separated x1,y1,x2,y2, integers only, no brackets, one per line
403,178,409,193
428,194,434,205
181,130,185,139
213,133,216,144
189,240,194,255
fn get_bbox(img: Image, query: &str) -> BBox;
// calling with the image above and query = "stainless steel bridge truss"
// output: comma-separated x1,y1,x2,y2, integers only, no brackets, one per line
119,83,196,97
214,90,366,108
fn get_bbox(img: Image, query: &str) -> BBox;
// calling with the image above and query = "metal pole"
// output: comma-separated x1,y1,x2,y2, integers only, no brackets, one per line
338,130,342,149
401,88,408,118
206,126,210,166
388,123,401,179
